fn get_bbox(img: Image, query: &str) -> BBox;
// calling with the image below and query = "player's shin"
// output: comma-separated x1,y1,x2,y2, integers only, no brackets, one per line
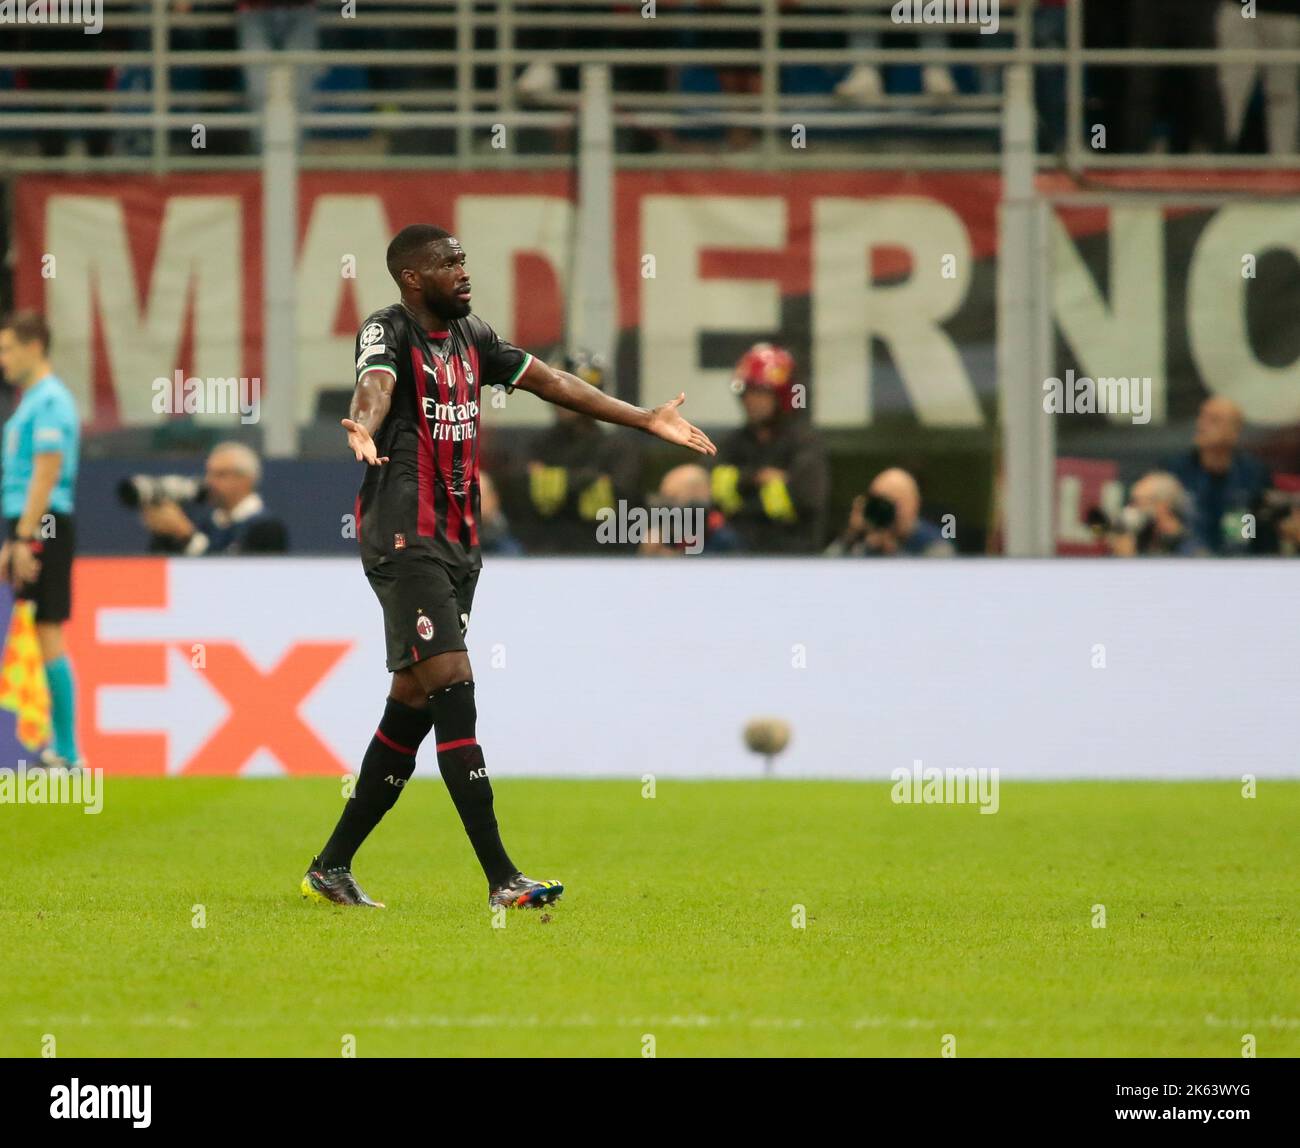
44,654,80,763
316,697,432,870
428,681,517,888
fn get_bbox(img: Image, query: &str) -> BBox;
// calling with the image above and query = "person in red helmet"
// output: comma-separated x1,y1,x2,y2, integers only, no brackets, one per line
709,343,829,554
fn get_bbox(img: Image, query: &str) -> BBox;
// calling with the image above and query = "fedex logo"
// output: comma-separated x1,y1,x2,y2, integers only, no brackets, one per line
66,559,362,775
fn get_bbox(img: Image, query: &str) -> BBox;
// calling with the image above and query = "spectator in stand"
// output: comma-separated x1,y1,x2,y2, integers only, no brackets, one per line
1124,0,1226,153
1083,0,1133,151
513,1,608,103
237,0,320,147
478,471,524,557
1217,0,1300,155
16,23,119,158
825,467,953,557
1035,0,1069,152
1166,396,1271,555
511,350,641,555
837,31,958,103
671,0,763,149
640,463,741,557
710,343,828,554
142,442,288,555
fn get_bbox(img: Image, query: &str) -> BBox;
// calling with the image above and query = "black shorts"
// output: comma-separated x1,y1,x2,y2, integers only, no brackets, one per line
365,552,479,673
8,513,75,624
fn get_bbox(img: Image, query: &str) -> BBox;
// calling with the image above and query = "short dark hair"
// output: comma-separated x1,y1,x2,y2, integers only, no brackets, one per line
386,224,453,285
1,310,51,354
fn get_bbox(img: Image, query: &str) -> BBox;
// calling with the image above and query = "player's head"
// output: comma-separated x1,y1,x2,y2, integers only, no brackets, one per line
0,310,52,388
205,441,261,511
386,224,472,321
730,342,796,425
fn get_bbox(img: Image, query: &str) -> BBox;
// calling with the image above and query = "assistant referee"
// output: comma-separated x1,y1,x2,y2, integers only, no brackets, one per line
0,311,82,770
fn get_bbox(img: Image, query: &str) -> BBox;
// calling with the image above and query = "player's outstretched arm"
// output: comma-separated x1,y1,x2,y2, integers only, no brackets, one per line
342,368,395,465
513,358,716,457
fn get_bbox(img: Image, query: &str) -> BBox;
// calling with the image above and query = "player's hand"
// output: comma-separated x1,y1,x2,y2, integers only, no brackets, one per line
141,499,195,541
864,528,894,555
846,494,868,537
1107,531,1137,558
646,393,716,456
341,418,389,466
9,541,40,587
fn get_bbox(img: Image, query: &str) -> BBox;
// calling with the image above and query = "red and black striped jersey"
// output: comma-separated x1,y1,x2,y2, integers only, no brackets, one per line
353,302,532,572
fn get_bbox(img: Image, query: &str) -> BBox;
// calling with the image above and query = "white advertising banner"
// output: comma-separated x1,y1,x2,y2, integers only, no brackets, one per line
65,558,1299,779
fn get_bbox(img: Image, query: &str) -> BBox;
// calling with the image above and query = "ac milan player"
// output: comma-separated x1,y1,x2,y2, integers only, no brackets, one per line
302,224,715,910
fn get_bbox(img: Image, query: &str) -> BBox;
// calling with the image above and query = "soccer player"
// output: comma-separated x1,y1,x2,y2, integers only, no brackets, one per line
0,312,82,771
302,224,716,910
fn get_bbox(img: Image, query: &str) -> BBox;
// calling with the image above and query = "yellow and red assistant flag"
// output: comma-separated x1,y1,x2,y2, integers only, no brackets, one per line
0,599,51,751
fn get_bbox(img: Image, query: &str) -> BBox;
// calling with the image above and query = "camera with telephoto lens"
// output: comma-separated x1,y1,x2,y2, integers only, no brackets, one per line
1257,488,1300,527
861,493,897,532
1086,505,1157,551
116,474,206,509
1254,488,1300,553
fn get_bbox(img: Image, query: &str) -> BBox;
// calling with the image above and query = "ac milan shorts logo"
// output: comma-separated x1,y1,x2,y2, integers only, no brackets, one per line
394,532,406,550
416,613,435,642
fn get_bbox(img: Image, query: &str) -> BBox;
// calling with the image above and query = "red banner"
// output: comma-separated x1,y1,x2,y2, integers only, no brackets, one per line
14,169,1300,432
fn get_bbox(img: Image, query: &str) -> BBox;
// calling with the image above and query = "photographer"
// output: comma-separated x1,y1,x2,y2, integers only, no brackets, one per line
826,467,953,558
1250,486,1300,555
1166,396,1270,554
1102,472,1206,557
639,463,741,558
129,442,288,555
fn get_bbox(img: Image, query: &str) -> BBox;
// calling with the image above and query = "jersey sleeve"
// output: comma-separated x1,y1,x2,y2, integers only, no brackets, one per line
472,318,533,394
31,397,72,455
354,312,402,385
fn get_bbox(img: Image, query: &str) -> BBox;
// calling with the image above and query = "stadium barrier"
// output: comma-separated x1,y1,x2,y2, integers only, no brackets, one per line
0,556,1292,779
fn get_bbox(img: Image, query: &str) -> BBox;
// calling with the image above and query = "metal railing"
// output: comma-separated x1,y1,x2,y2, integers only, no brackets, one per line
3,0,1297,173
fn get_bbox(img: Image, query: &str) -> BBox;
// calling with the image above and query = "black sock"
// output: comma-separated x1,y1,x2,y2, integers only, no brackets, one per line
317,698,433,870
429,681,517,888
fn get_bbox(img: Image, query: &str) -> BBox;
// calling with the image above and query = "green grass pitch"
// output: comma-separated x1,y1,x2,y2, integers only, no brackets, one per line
2,778,1296,1057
